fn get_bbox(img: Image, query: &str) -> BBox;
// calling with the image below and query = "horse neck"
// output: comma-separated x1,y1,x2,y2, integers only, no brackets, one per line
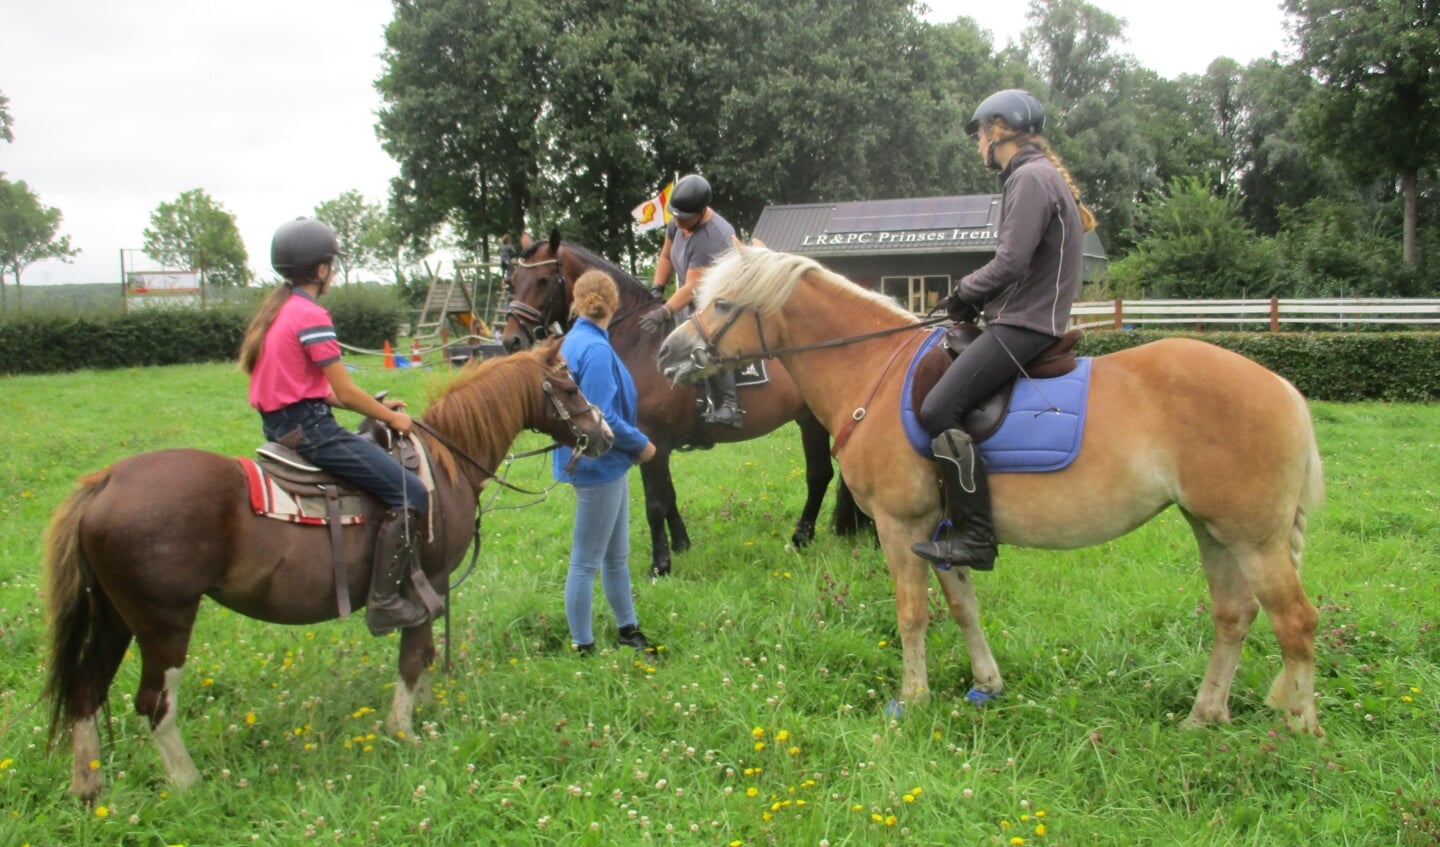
419,379,537,500
767,276,915,430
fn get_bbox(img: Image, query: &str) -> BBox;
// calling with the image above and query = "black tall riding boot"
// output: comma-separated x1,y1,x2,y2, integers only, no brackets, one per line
704,369,743,428
366,508,430,636
910,428,998,570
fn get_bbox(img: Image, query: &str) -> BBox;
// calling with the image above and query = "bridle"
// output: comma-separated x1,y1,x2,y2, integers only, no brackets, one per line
506,255,567,345
684,301,950,373
411,365,601,494
506,245,664,342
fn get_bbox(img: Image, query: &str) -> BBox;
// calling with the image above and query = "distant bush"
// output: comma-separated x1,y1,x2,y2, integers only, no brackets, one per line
0,284,408,374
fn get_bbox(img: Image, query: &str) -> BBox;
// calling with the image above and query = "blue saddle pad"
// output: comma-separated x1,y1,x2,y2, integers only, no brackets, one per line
901,330,1092,473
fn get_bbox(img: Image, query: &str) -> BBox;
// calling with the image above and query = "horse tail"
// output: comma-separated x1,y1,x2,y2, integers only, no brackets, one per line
1287,381,1325,573
42,468,114,743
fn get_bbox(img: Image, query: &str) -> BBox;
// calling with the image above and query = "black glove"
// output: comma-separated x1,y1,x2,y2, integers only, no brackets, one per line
649,285,666,300
938,293,980,323
638,303,673,334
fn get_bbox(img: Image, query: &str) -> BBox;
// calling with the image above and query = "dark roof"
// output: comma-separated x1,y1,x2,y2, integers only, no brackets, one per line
752,195,1107,260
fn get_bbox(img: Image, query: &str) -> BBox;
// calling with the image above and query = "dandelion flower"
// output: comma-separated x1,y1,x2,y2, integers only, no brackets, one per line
94,806,110,818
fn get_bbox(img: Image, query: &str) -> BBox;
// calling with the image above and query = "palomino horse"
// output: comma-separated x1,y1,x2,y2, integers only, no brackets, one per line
658,243,1325,735
43,342,613,801
501,230,856,576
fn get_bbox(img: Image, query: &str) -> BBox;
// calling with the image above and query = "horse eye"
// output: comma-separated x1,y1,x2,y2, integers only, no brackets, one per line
713,298,732,312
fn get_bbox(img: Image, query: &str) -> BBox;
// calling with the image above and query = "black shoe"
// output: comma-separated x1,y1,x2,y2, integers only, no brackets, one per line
704,401,743,429
617,625,653,652
573,642,595,657
911,539,996,571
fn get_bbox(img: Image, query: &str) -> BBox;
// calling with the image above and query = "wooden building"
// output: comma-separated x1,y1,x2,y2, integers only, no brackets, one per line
751,195,1108,314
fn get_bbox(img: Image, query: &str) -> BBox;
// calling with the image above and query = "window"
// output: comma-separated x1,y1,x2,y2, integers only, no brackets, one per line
880,275,951,313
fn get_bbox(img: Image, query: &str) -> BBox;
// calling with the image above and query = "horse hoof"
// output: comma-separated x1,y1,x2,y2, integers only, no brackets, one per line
965,687,1001,707
791,520,816,548
650,561,671,580
884,699,905,720
672,537,692,553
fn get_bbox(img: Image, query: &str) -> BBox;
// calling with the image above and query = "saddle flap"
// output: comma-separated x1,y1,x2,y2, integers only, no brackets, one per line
257,442,323,473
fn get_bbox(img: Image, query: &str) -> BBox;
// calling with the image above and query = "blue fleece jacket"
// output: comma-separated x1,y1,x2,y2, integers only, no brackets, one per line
552,318,650,485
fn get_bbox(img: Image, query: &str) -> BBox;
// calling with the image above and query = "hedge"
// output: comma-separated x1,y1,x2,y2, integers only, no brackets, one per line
1075,330,1440,403
0,286,407,375
3,309,1438,402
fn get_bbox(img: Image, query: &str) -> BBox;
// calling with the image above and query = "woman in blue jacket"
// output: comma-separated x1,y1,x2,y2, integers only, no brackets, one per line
554,270,657,654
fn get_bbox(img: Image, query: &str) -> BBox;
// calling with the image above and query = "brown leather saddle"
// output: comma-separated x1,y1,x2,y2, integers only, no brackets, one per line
910,324,1083,442
249,424,432,619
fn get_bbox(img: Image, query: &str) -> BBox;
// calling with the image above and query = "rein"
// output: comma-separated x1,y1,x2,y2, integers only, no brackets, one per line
690,307,951,370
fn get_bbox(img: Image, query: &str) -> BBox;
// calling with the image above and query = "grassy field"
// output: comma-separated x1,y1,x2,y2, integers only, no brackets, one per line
2,359,1438,846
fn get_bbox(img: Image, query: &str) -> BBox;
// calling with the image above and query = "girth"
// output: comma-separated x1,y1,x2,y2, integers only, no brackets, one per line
911,324,1082,442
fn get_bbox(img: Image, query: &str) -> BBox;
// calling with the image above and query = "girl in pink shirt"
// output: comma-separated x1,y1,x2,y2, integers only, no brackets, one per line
238,217,432,636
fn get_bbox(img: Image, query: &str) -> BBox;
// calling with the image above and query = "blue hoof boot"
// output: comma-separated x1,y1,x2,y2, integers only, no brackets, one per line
965,687,1001,707
884,699,906,720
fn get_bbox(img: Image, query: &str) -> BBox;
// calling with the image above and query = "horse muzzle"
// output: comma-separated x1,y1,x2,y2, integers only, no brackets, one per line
657,326,714,384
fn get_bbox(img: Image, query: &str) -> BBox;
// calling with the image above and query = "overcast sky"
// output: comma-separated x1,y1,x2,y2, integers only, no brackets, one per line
1,0,1291,286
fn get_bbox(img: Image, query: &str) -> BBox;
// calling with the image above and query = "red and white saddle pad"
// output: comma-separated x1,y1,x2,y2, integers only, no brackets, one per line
237,457,367,526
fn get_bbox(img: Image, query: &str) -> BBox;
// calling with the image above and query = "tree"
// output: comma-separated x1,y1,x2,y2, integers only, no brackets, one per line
1233,58,1339,236
1108,175,1281,299
377,0,554,254
314,190,388,284
1286,0,1440,264
0,177,80,310
142,189,251,288
0,89,13,145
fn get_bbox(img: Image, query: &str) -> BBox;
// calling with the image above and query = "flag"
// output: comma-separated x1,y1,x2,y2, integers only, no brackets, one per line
631,181,674,232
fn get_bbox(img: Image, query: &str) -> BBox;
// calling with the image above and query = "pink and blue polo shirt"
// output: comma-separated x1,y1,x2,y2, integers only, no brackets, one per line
248,290,343,413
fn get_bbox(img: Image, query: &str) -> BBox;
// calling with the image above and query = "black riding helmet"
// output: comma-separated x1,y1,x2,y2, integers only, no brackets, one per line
271,217,341,276
668,174,712,220
964,89,1046,138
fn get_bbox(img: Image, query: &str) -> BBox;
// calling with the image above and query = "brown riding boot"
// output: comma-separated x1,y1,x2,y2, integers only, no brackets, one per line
910,428,998,570
366,508,430,635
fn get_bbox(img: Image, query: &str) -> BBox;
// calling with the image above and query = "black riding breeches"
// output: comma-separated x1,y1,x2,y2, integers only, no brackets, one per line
917,324,1060,438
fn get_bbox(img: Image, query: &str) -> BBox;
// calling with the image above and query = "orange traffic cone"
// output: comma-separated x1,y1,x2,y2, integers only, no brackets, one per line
411,338,422,366
383,340,395,369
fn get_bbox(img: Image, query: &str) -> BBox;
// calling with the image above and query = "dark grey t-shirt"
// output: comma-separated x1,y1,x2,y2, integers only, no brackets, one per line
667,211,737,294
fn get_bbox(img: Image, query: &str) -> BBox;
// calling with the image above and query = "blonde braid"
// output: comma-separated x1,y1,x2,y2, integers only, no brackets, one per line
1028,135,1098,232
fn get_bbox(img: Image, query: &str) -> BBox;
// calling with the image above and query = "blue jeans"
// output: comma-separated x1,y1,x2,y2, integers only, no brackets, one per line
564,475,638,646
261,399,428,512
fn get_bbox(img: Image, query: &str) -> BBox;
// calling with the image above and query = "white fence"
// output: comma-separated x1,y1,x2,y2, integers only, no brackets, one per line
1069,298,1440,332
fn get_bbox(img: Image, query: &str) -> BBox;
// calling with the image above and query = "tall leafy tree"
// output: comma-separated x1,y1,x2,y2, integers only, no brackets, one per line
376,0,553,254
1286,0,1440,264
314,190,388,284
1234,58,1337,235
0,177,79,309
142,188,251,288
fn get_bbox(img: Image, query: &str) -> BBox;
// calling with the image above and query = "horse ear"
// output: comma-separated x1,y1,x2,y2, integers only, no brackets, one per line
751,237,767,249
731,235,745,250
548,228,562,254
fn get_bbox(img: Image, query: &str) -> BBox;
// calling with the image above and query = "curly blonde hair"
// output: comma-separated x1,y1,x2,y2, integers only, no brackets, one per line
571,269,619,321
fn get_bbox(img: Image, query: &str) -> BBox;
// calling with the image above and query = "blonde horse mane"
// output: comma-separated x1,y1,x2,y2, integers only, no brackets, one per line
698,243,914,321
419,347,555,481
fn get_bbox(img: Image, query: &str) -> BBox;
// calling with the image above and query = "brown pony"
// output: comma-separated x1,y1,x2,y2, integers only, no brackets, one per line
501,230,858,576
658,243,1325,735
43,342,613,801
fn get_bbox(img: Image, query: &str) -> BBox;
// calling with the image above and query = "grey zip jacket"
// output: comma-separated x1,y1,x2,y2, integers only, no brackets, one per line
957,146,1085,336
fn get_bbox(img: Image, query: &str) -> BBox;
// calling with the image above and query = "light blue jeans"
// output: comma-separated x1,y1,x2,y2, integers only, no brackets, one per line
565,475,639,646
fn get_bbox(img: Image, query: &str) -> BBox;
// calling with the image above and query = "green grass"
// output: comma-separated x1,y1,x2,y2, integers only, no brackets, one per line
3,361,1440,845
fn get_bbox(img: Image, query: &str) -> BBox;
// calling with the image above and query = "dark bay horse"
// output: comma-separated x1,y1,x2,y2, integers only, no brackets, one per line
43,342,613,801
501,230,854,576
659,243,1325,735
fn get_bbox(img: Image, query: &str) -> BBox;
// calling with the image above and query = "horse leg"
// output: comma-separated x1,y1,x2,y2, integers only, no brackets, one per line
134,643,201,791
639,456,682,577
1243,544,1321,735
875,518,938,710
931,566,1003,703
1182,519,1259,728
790,411,834,548
66,602,133,801
387,624,438,741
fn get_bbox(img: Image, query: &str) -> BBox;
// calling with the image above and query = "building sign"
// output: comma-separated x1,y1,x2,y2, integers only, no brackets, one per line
800,228,998,249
